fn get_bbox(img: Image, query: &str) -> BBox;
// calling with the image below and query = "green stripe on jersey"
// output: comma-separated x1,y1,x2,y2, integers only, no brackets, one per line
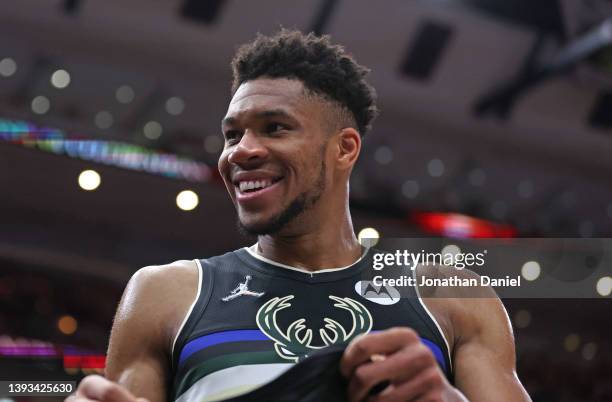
175,351,286,398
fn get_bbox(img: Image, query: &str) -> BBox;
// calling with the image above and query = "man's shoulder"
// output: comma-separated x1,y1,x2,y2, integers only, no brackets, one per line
117,260,202,351
414,264,501,319
125,259,201,319
414,264,505,349
132,247,244,285
132,259,199,287
415,263,497,299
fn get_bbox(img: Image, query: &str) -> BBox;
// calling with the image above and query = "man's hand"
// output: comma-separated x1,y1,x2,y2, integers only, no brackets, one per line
340,327,465,402
66,375,150,402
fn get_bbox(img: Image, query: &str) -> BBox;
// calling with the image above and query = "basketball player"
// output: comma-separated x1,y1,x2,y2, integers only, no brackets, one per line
68,30,531,402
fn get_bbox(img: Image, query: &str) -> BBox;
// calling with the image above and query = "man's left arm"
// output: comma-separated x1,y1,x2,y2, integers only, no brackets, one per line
449,296,531,401
340,292,531,401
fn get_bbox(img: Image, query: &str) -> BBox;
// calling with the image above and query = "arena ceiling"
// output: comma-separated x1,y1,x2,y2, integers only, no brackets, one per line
1,0,612,273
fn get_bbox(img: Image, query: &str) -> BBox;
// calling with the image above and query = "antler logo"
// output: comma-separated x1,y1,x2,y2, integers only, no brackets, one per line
256,295,373,362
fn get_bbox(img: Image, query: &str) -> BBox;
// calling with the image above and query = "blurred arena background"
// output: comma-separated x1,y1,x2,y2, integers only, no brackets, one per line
0,0,611,401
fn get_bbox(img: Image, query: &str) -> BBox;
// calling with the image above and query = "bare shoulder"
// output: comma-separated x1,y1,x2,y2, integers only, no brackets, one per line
107,259,200,374
415,263,496,299
121,260,199,315
414,266,528,400
127,260,200,343
129,259,199,299
104,260,199,397
415,264,509,352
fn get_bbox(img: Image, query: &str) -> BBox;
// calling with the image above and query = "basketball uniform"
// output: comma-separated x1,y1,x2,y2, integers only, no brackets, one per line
170,246,453,402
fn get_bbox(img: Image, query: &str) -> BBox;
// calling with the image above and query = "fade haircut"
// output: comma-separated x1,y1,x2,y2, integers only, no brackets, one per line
231,29,379,136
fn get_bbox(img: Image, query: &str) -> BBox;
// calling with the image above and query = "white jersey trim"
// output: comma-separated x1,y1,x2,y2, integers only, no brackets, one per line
412,267,453,374
171,259,203,368
245,243,368,275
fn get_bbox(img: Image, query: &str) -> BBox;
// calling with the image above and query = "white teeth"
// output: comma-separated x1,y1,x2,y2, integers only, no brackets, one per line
238,179,273,192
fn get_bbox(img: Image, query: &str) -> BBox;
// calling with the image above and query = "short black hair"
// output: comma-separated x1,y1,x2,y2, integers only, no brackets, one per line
231,29,379,136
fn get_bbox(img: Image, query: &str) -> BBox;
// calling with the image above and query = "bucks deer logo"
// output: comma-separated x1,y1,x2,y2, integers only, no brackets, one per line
256,295,373,362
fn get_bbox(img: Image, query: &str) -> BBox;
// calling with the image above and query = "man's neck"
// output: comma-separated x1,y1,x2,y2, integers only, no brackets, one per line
256,219,362,272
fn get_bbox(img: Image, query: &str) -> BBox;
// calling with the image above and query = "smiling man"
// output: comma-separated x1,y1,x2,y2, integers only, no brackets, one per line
69,30,531,402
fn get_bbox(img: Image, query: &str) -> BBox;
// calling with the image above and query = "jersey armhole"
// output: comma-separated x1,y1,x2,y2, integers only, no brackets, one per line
411,268,454,377
170,259,213,371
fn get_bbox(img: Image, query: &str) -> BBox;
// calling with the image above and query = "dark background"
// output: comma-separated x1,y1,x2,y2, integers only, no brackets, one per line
1,1,611,401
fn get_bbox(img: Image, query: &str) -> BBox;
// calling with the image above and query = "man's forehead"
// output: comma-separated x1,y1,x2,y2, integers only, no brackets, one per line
224,78,308,120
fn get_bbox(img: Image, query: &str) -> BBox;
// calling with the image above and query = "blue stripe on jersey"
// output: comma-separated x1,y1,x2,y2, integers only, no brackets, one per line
179,330,270,364
421,337,447,372
179,329,447,372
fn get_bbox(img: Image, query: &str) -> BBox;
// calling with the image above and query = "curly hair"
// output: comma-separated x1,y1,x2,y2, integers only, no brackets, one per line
231,29,379,136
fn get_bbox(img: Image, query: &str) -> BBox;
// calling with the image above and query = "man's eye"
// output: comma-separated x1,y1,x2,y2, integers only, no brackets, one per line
265,123,288,133
224,130,241,143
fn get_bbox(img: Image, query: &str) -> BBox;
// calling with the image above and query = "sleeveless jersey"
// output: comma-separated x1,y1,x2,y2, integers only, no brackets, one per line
170,246,453,402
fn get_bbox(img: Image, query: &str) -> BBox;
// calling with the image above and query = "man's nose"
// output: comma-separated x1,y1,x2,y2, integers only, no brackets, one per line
227,130,268,166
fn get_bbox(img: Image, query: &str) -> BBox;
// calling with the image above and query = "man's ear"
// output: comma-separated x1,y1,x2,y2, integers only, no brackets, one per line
336,127,361,170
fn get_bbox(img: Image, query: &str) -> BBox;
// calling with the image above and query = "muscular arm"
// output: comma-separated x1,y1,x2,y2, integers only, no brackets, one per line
447,297,530,401
340,264,530,402
422,269,531,401
104,260,199,402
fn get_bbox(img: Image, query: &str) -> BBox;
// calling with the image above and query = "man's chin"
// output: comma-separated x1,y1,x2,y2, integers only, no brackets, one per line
235,209,282,236
236,218,283,236
236,194,308,236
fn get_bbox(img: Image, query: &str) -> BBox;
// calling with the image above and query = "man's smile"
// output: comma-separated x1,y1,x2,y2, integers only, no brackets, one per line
231,170,285,205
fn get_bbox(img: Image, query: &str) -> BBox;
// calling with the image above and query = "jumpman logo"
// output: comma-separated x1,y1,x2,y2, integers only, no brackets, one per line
222,275,265,302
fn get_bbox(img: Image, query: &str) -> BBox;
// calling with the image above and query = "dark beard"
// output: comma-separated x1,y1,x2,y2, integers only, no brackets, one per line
237,157,326,236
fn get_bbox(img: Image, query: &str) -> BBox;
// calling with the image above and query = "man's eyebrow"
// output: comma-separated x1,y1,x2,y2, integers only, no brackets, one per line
221,116,236,126
221,109,295,126
255,109,294,119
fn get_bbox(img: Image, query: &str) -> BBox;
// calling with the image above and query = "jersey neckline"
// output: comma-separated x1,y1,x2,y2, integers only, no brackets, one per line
235,244,371,283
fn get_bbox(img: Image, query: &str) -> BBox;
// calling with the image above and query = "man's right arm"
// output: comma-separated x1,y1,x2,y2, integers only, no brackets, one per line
69,261,199,402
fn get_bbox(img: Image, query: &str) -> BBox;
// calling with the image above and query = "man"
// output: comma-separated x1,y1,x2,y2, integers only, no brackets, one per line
69,30,531,402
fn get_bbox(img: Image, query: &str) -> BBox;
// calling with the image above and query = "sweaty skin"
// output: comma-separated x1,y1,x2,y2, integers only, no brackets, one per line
68,78,531,402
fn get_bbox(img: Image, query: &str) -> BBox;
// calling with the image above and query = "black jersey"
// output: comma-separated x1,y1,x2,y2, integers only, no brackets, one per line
170,246,453,402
